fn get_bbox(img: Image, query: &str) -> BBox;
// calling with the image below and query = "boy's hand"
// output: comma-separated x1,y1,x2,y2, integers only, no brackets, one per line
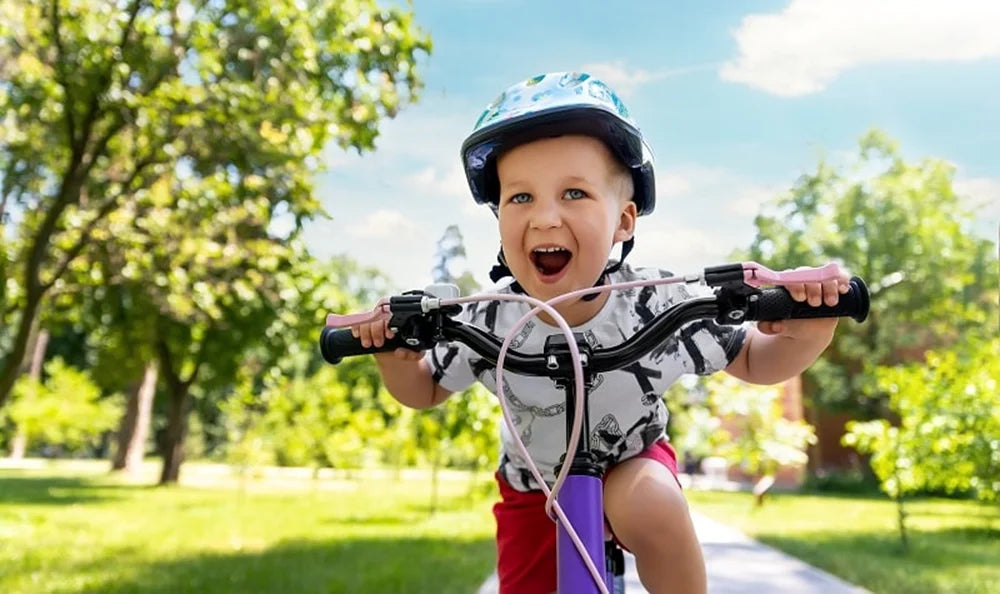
351,319,424,361
756,267,851,337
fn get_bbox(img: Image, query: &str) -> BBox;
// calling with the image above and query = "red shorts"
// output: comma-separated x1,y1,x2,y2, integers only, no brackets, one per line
492,440,679,594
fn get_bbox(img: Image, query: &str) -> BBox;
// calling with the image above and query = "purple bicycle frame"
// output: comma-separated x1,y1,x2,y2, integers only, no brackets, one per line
557,473,611,592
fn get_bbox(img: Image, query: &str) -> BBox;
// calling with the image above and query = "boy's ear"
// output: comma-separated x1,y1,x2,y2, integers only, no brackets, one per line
614,201,638,243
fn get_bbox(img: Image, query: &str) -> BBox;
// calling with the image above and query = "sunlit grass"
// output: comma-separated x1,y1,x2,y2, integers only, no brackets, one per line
5,459,996,594
0,460,496,594
689,490,1000,594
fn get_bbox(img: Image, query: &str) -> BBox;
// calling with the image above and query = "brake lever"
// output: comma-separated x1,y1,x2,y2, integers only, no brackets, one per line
324,284,462,330
742,261,844,288
325,297,390,328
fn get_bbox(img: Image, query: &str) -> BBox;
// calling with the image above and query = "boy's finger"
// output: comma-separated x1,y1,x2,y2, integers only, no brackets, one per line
371,320,385,348
358,323,372,348
805,282,822,307
351,326,359,338
787,282,806,302
839,273,850,291
823,279,840,306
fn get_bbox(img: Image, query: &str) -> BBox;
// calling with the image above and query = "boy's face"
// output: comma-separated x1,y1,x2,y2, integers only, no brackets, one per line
496,135,637,303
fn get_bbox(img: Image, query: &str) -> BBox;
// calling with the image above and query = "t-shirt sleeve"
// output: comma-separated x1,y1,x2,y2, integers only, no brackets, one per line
657,270,748,375
424,302,478,393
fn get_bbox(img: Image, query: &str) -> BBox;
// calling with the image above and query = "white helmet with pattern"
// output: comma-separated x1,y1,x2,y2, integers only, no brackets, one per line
460,71,656,216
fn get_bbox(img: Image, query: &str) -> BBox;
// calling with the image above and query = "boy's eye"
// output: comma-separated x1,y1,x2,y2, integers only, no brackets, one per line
509,193,531,204
563,188,587,200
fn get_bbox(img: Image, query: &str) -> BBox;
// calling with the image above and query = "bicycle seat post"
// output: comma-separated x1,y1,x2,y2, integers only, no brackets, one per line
544,333,611,593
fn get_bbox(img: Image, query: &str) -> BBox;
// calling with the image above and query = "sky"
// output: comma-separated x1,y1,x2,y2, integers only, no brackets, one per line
304,0,1000,293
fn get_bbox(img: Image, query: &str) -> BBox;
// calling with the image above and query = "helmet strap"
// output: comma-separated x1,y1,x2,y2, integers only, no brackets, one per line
489,250,525,294
580,237,634,302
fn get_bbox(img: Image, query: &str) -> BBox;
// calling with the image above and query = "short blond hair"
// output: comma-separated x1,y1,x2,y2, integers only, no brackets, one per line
610,161,635,206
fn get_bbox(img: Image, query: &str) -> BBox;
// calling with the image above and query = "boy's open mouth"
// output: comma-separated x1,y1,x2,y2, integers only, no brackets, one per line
531,246,572,277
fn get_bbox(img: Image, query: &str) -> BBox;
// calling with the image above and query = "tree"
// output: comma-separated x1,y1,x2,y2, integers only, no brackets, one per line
843,336,1000,549
432,224,479,297
669,375,815,506
223,363,397,474
415,224,494,510
744,129,998,416
0,0,431,409
219,254,394,472
3,358,122,455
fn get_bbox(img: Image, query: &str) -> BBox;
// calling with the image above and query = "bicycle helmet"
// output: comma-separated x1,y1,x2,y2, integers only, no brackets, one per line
460,71,656,216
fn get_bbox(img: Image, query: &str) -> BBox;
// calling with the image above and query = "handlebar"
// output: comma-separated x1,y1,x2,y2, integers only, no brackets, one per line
320,272,870,373
318,263,870,594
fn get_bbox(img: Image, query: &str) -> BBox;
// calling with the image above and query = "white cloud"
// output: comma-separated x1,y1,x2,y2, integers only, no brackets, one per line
629,223,726,275
626,165,790,272
955,176,1000,211
721,0,1000,96
580,61,660,97
656,165,786,217
405,163,469,200
655,171,694,199
306,207,437,292
954,175,1000,238
309,105,504,291
727,184,787,217
346,209,421,240
580,60,719,97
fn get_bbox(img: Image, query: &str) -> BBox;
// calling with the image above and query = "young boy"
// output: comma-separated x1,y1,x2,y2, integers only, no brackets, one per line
352,72,848,594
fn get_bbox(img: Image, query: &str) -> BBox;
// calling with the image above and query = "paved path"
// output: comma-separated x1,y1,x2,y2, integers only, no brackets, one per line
478,511,868,593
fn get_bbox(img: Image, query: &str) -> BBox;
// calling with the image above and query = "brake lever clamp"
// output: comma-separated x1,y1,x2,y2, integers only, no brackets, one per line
713,287,754,325
388,290,463,348
702,263,758,325
703,263,757,293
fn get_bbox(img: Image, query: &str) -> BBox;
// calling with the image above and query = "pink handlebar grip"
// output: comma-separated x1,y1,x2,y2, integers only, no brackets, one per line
742,262,844,288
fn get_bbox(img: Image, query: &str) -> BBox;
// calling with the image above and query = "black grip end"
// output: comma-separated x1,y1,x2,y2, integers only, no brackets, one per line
319,327,413,364
848,276,870,323
750,276,870,323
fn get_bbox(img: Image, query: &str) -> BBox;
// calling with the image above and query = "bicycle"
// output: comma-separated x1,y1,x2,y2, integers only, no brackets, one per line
319,261,870,594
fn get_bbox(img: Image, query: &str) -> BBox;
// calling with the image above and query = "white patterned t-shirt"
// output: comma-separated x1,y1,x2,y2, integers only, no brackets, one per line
426,263,747,492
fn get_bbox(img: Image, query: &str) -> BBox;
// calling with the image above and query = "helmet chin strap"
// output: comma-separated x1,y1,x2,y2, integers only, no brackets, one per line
488,238,634,302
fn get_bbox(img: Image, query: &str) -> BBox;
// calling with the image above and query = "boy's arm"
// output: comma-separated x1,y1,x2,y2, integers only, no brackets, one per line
375,352,453,409
353,318,455,409
724,275,847,384
724,319,837,384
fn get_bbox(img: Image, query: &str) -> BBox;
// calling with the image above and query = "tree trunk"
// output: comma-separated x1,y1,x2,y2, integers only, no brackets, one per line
430,448,440,514
0,290,43,409
895,492,909,551
9,432,27,459
111,360,157,475
159,383,190,485
7,324,48,459
752,473,776,508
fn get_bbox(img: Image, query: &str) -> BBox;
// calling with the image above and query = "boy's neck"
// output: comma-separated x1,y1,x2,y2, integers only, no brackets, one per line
536,290,610,327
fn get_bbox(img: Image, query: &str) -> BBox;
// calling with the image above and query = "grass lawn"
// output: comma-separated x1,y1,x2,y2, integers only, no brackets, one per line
4,460,998,594
688,490,1000,594
0,460,497,594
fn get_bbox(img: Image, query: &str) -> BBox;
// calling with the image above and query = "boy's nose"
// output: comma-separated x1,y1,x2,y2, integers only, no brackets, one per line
528,200,562,229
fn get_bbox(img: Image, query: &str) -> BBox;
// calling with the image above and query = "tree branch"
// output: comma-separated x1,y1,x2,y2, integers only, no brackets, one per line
40,156,159,293
78,115,129,181
49,0,76,146
75,0,142,174
0,158,18,222
157,335,183,397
